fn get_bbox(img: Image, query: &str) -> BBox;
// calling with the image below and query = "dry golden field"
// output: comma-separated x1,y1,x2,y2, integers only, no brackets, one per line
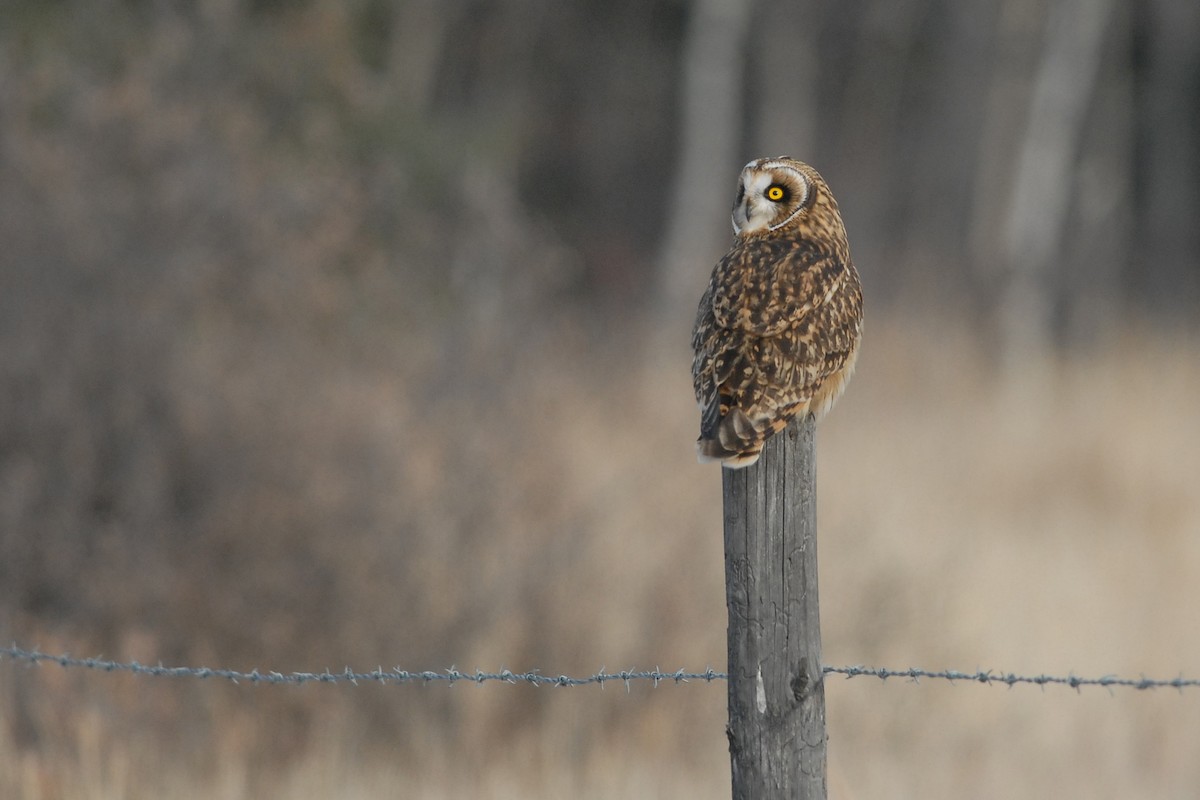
2,314,1199,799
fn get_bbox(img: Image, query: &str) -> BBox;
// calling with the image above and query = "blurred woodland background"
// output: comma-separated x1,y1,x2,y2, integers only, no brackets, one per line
1,0,1199,798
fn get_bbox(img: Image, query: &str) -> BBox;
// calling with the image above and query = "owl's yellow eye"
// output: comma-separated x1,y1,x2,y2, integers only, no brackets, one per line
766,184,786,202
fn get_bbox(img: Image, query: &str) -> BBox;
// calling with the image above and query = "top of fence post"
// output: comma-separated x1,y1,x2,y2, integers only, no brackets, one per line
722,415,826,799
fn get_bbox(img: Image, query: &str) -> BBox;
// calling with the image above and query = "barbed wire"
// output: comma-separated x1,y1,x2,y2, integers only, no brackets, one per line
3,644,1198,692
0,645,719,688
823,665,1200,691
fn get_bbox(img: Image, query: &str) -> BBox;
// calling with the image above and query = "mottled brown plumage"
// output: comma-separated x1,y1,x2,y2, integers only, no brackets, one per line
691,157,863,468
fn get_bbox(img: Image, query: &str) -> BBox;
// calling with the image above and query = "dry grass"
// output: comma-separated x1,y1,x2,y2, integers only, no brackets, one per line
3,315,1199,798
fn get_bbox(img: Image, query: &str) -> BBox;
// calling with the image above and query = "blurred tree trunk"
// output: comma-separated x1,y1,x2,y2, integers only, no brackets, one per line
834,0,928,304
1060,0,1134,346
970,0,1045,317
997,0,1113,374
388,0,454,111
900,0,996,301
748,0,817,159
656,0,753,331
1133,0,1200,310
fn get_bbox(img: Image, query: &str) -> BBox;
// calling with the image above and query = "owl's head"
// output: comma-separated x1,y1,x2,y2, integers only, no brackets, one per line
731,157,840,239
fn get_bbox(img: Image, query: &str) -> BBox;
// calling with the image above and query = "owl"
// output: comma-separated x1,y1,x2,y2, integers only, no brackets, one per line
691,157,863,468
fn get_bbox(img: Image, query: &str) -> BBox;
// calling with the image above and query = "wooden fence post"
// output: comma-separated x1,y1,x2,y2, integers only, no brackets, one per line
723,415,826,799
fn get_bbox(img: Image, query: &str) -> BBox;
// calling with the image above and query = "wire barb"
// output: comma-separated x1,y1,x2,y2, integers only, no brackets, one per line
3,645,1198,691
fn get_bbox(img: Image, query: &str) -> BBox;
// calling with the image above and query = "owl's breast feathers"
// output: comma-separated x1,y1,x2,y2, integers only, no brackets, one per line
691,236,862,467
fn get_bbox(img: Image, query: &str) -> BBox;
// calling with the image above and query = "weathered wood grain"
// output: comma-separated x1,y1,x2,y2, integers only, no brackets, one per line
723,416,826,799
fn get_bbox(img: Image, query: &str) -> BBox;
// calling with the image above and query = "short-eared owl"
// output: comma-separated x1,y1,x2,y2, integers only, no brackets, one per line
691,157,863,468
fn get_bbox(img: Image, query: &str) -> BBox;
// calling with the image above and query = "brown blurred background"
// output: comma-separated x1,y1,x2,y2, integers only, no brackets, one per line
1,1,1198,797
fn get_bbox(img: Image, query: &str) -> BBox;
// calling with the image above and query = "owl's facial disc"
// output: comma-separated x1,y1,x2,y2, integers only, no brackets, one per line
731,160,811,235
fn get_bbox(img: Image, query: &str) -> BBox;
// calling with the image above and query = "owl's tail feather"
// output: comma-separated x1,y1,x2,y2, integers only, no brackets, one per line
696,407,765,469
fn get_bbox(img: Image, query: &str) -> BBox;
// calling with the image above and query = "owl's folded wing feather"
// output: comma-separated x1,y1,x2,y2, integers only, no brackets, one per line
709,238,840,337
691,237,860,465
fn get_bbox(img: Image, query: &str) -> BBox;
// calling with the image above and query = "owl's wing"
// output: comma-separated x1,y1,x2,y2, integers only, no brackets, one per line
709,238,840,337
691,238,860,465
